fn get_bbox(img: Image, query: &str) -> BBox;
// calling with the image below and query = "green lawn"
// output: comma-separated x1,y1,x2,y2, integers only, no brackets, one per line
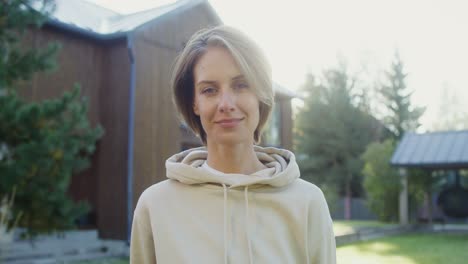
74,232,468,264
333,220,397,236
337,233,468,264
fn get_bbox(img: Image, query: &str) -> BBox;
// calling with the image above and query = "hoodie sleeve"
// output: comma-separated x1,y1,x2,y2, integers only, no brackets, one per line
130,192,157,264
307,187,336,264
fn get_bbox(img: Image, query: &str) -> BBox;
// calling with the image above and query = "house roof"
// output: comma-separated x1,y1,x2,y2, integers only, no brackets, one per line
40,0,298,98
391,130,468,169
44,0,217,39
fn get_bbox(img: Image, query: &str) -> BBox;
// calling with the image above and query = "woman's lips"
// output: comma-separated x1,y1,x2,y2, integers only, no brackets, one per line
215,118,244,128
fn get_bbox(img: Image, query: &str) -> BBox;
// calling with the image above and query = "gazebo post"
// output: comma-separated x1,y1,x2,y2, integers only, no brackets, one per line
399,168,409,225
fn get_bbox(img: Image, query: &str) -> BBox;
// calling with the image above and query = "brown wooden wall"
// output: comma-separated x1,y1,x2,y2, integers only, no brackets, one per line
19,26,131,239
19,27,102,125
96,40,131,239
18,27,104,231
131,3,220,210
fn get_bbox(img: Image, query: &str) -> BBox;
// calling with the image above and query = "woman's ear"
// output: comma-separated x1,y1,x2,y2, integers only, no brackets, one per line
193,102,199,116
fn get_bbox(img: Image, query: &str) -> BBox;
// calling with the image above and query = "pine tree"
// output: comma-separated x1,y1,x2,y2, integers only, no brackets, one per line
296,66,379,219
379,51,425,139
0,0,103,239
372,52,432,222
430,84,468,131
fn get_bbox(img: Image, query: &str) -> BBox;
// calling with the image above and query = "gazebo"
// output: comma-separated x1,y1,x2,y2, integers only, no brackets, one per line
391,130,468,224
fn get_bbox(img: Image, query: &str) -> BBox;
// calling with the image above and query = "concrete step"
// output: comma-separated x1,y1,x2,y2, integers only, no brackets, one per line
0,230,128,264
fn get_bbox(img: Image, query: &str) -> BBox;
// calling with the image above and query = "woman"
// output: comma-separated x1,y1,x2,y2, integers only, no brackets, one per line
130,25,336,264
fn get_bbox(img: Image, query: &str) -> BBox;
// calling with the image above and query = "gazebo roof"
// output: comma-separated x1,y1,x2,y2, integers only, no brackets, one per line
391,130,468,169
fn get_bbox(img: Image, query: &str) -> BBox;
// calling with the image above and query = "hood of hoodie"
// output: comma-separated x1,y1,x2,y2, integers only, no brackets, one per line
166,145,300,189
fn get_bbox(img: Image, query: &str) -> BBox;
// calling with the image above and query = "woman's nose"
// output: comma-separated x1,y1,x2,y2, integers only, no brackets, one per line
218,90,235,113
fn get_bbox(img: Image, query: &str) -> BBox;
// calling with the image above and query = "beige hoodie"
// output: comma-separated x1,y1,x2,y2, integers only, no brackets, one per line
130,146,336,264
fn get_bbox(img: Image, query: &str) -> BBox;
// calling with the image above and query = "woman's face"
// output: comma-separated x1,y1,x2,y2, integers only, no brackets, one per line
193,46,260,146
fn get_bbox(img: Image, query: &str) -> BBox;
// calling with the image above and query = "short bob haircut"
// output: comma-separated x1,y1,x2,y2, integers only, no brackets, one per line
171,25,274,145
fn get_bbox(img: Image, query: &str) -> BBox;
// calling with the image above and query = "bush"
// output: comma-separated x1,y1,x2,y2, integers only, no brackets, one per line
362,139,400,221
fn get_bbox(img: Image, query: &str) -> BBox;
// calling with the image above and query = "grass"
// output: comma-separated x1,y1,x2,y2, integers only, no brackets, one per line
73,231,468,264
337,233,468,264
333,220,397,236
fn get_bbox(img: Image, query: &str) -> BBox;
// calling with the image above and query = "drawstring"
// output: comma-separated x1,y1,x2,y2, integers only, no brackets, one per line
305,206,310,263
221,184,254,264
222,184,228,264
244,186,253,264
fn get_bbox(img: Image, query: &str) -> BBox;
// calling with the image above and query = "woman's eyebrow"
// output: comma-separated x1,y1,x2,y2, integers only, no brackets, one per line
231,75,245,81
195,80,217,87
195,75,245,87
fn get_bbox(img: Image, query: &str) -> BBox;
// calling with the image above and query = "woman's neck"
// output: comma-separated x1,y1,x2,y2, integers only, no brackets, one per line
205,142,266,174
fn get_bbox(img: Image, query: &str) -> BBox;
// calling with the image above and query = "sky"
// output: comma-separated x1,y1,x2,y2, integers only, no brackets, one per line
87,0,468,130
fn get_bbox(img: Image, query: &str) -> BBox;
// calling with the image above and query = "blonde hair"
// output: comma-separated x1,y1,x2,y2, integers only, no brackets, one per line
171,25,274,144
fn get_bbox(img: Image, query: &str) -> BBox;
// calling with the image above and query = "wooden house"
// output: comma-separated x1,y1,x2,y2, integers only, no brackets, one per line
23,0,296,240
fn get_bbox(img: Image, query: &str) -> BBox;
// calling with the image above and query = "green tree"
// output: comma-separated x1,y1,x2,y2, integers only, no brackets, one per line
362,139,400,221
407,168,436,223
296,66,378,219
379,51,425,139
430,84,468,131
369,52,433,223
0,0,103,239
363,153,438,223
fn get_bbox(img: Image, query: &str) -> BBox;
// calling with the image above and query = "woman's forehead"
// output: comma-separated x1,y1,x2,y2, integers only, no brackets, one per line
193,47,243,82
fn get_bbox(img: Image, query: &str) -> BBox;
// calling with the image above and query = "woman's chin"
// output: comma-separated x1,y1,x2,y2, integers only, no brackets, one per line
209,134,252,146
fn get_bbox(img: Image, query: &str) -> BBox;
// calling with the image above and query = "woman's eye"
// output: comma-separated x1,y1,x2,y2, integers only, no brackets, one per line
235,82,249,89
202,87,216,94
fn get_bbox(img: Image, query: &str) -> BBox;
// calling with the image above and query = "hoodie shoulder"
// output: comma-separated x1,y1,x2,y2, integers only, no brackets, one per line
290,179,328,202
138,179,182,202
